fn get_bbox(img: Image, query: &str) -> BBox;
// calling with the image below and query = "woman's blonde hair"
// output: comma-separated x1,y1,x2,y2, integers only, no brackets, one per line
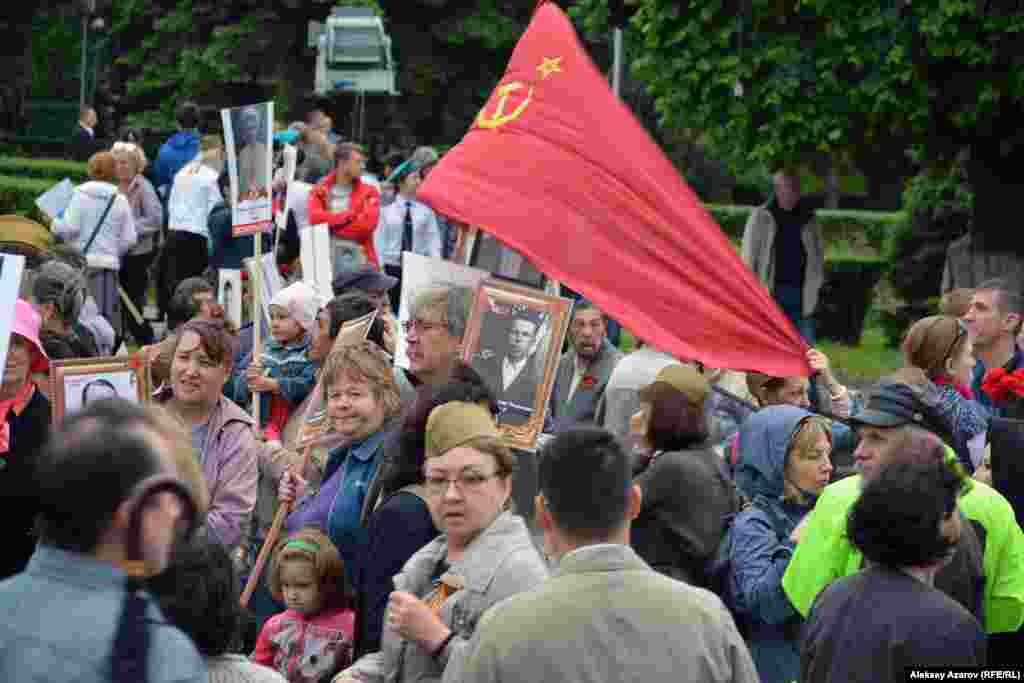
784,416,832,502
320,341,401,419
110,141,148,175
269,527,348,607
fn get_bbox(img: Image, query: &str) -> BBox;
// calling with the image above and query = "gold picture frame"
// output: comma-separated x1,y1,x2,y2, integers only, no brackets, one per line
462,279,572,451
49,356,151,426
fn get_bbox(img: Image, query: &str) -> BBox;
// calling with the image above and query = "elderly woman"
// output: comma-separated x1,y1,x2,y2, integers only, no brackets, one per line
157,318,259,550
51,151,138,341
31,259,99,361
1,300,52,580
630,364,740,587
278,342,400,577
112,141,163,345
727,405,833,683
353,364,497,660
335,400,547,683
898,315,989,472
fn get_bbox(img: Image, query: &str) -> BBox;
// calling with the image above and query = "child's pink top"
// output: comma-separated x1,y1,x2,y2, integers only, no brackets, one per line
252,606,356,683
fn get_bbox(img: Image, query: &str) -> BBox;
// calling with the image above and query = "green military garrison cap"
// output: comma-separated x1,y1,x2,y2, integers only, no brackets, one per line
425,401,501,459
639,363,710,407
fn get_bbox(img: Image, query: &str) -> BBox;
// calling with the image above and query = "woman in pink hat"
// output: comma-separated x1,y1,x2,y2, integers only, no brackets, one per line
0,299,52,580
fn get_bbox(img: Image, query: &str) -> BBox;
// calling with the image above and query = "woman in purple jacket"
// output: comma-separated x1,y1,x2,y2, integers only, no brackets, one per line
158,318,259,550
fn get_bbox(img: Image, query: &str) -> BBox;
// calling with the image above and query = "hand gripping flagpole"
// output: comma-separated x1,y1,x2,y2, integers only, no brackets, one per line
239,441,313,608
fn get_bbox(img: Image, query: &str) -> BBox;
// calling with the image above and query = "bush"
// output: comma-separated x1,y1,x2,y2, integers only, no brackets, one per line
816,258,888,345
0,174,55,221
889,165,973,304
707,204,907,255
0,156,89,183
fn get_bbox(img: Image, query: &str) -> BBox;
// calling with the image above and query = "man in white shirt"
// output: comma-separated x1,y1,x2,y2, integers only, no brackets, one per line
374,158,442,312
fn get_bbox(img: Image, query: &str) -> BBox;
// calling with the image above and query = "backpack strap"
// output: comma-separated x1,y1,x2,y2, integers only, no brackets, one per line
83,193,118,255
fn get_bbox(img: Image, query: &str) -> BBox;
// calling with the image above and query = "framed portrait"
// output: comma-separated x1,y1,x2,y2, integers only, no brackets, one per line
49,356,151,425
218,269,243,330
462,279,572,451
221,101,274,235
394,253,490,370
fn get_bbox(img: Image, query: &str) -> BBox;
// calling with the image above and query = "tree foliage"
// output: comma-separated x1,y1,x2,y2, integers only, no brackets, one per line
592,0,1024,177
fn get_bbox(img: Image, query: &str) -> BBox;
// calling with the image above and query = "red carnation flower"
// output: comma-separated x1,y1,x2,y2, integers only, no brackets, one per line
581,375,596,389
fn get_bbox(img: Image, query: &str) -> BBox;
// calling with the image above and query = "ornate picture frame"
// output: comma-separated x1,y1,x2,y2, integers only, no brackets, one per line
49,356,151,426
462,279,572,451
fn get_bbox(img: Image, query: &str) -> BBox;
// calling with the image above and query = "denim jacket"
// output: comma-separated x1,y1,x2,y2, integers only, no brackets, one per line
0,545,206,683
230,335,319,427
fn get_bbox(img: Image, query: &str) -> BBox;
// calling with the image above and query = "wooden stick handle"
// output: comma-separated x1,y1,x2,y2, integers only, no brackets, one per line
239,442,315,608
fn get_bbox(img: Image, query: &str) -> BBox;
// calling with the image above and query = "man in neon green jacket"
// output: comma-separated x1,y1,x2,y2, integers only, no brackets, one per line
783,382,1024,636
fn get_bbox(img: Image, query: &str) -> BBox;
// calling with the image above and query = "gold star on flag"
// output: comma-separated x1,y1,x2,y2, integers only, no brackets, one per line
537,57,562,80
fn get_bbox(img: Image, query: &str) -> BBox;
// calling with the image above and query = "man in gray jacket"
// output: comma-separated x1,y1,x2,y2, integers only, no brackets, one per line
451,427,759,683
740,170,824,342
0,400,206,683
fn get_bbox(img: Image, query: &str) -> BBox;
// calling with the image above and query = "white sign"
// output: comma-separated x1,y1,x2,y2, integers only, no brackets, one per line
35,179,74,220
0,255,27,384
394,253,489,370
221,101,274,236
218,269,243,329
300,224,333,303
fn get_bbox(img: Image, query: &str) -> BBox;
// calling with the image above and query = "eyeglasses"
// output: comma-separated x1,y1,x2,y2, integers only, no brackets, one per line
402,318,448,335
424,471,499,496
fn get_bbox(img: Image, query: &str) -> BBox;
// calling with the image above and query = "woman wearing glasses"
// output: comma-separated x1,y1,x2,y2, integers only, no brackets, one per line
334,400,547,683
896,315,989,473
726,406,834,683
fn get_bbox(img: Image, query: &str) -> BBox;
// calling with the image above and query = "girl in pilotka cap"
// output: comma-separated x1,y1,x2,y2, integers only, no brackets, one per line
231,281,324,447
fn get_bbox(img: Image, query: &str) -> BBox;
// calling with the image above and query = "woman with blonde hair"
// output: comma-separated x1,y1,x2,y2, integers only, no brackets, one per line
895,315,989,472
112,141,163,345
277,342,402,582
726,405,833,683
51,150,138,340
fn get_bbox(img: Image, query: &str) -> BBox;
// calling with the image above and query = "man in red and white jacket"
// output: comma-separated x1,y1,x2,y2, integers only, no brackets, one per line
308,142,381,273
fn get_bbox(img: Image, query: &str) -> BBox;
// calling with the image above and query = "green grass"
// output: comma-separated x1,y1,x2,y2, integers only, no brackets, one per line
615,324,899,390
817,325,903,389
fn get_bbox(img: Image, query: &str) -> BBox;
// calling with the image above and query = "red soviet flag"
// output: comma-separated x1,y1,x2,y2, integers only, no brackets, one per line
418,1,810,376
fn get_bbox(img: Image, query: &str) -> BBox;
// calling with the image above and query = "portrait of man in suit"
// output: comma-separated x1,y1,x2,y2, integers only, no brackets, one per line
474,308,546,426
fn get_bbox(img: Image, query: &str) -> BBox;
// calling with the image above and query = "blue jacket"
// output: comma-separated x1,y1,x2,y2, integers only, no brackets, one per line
153,131,201,192
207,201,255,271
729,405,817,683
325,428,393,586
0,545,206,683
229,335,319,427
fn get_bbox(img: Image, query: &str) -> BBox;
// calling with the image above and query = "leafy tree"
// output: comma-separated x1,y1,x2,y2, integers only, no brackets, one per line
592,0,1024,252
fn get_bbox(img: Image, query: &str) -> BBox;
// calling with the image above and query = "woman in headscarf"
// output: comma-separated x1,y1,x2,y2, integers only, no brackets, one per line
727,405,833,683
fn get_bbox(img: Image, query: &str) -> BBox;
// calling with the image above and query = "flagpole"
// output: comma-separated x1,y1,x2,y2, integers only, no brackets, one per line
252,230,263,427
612,27,623,97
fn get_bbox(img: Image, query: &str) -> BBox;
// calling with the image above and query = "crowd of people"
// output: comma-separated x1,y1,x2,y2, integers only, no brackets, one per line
0,102,1022,683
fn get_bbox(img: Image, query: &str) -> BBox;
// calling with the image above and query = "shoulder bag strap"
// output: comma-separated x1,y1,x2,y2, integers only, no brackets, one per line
83,193,118,255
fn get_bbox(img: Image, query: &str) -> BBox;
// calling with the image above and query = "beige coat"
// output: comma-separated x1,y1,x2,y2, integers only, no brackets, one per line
448,544,759,683
740,205,825,317
340,512,548,683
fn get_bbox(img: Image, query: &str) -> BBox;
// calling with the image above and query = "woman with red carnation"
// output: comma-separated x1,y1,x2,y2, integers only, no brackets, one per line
898,315,989,472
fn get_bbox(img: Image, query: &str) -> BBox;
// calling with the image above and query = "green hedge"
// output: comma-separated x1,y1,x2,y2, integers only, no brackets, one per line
0,174,55,221
707,204,907,255
0,156,89,183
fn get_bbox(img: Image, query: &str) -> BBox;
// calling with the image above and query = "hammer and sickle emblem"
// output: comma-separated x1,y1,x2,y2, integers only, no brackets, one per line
477,82,534,130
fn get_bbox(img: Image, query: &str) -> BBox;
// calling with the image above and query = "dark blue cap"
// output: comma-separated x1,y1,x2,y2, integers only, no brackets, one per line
848,382,931,429
332,266,398,297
